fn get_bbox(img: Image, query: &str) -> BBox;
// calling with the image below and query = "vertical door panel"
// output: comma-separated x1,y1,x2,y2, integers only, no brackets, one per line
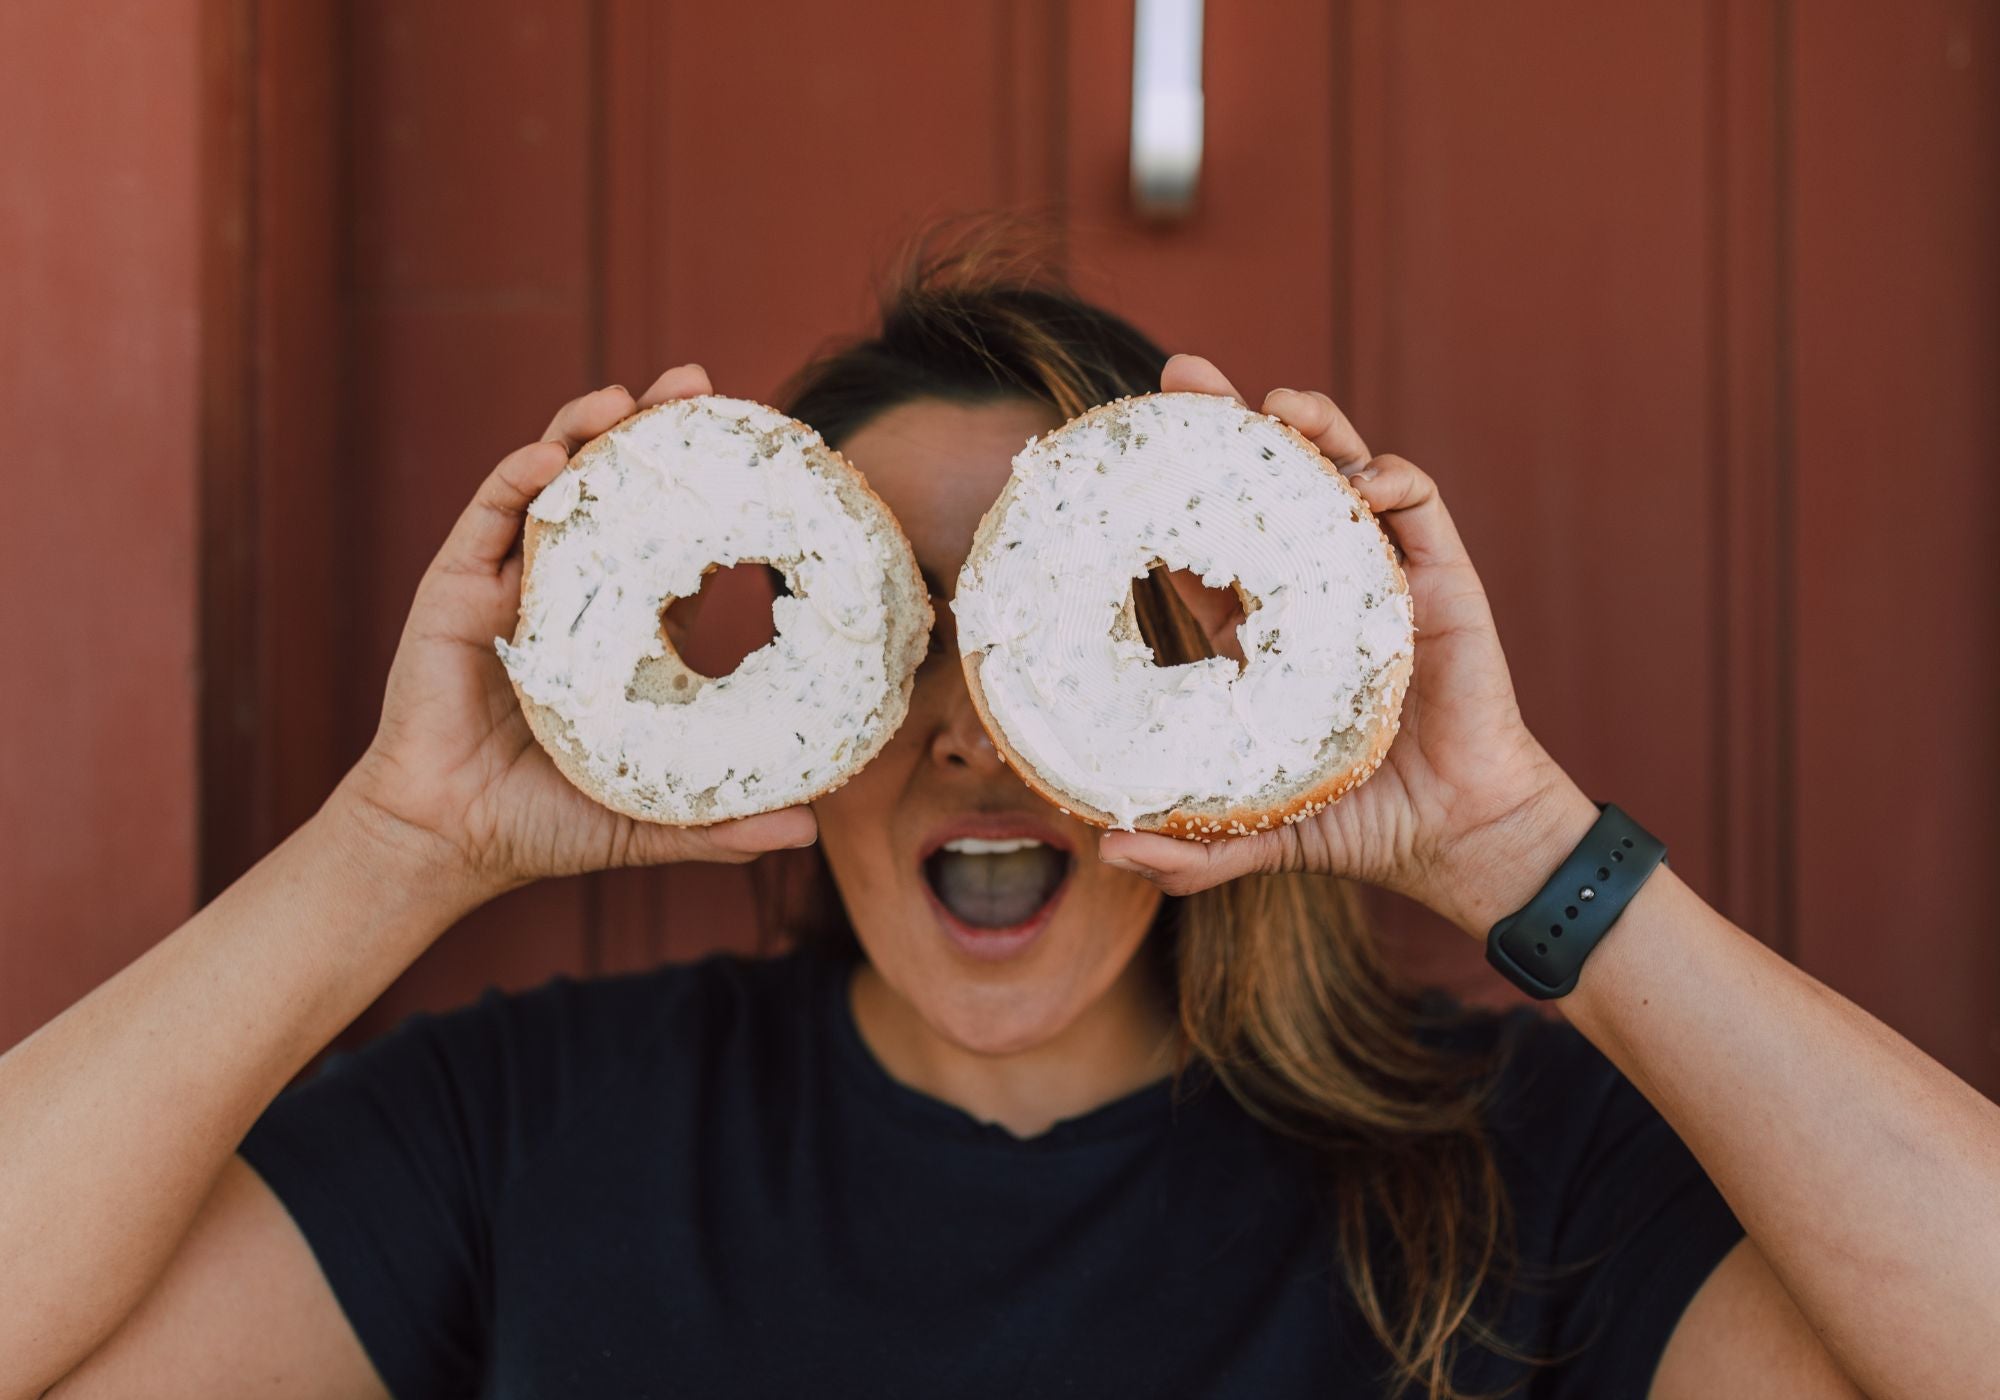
0,1,202,1045
342,1,603,1035
1063,0,1342,398
1791,0,2000,1091
1341,1,1718,996
589,0,1032,973
644,0,1022,399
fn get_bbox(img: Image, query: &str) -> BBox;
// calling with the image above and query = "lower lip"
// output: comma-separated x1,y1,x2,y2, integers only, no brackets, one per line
919,863,1073,964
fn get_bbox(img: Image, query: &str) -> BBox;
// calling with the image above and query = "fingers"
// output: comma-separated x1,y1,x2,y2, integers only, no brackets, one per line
1262,388,1370,470
1160,353,1248,404
1340,453,1473,571
542,364,711,453
617,804,819,869
699,807,820,858
435,438,572,576
1172,364,1371,474
1251,381,1470,572
1097,827,1293,896
438,369,712,579
636,363,714,407
543,383,639,454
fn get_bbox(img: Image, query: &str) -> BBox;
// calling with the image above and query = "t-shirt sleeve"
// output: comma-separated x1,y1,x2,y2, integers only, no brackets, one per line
1489,1016,1746,1400
237,974,658,1399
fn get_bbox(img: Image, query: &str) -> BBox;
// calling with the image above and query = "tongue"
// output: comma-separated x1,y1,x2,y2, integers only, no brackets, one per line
927,847,1068,929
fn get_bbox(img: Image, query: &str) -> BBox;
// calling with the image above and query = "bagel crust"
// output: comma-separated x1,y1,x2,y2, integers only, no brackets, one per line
497,397,931,825
953,393,1413,841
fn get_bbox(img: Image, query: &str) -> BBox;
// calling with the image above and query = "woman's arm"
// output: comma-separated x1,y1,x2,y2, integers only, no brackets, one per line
1,368,816,1399
46,1157,385,1399
1105,355,2000,1400
7,806,466,1400
1450,781,2000,1400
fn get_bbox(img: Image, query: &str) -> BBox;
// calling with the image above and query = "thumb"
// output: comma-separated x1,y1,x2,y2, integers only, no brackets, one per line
703,806,819,857
1097,827,1293,895
616,805,819,868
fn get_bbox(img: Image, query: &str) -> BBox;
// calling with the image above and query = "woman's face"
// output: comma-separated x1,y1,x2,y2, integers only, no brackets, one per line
813,397,1166,1057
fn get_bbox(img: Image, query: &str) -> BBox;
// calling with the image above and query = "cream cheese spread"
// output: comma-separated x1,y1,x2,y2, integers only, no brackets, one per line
495,396,902,822
953,393,1413,830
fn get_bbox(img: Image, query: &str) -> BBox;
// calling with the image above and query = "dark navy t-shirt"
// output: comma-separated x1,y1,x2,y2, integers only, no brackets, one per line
239,950,1741,1399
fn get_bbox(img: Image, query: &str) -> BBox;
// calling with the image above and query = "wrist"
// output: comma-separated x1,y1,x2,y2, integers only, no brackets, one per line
1428,769,1601,937
314,766,498,917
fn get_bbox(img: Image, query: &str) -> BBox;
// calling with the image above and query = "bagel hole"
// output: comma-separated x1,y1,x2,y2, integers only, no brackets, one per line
660,561,785,680
1132,562,1250,672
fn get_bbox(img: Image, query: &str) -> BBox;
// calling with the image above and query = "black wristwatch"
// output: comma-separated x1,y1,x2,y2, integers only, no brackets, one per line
1485,803,1667,1000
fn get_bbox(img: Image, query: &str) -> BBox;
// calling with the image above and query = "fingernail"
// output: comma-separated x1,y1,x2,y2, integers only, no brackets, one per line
1348,465,1377,482
1100,856,1154,877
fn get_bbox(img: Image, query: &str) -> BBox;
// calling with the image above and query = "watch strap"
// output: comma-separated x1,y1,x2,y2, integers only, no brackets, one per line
1485,803,1667,1000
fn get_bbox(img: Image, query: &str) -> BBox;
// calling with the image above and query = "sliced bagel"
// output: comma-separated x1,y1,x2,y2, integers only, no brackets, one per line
952,392,1412,840
496,396,931,824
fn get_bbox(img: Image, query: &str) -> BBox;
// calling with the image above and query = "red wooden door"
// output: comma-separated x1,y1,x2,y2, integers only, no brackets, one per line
0,0,202,1031
5,2,1995,1099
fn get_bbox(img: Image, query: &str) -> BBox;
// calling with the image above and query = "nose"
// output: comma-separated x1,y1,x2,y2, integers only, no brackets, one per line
929,680,1008,775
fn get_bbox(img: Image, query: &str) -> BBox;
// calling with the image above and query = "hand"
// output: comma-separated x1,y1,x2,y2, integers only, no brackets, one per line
332,365,817,902
1096,355,1596,935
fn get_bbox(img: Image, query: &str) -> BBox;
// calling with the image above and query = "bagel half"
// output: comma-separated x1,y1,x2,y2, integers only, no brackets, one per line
953,392,1412,841
497,396,932,825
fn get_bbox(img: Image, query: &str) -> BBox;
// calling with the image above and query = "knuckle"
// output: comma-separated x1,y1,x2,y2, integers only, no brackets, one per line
1271,390,1330,431
1371,453,1432,493
498,439,560,485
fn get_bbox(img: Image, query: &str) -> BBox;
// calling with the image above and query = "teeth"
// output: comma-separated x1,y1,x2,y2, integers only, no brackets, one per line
942,837,1044,855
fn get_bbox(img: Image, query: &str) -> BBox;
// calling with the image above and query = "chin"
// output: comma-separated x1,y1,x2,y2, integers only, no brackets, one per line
869,871,1160,1060
912,955,1099,1058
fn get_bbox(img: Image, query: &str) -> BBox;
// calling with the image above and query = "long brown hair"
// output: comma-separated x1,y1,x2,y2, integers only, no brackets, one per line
767,227,1516,1398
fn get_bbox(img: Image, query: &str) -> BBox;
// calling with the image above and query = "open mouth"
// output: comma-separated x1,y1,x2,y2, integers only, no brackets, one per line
921,837,1073,931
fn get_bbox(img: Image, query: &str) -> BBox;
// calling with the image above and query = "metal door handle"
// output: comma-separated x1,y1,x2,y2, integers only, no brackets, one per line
1130,0,1204,218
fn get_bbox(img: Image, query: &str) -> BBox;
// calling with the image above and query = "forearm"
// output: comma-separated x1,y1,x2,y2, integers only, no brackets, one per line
0,786,485,1398
1489,786,2000,1400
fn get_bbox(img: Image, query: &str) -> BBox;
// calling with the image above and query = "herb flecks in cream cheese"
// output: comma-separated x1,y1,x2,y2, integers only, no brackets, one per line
953,393,1413,831
496,397,898,822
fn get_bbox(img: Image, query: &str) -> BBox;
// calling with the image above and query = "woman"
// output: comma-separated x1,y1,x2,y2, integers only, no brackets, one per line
4,250,1996,1400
